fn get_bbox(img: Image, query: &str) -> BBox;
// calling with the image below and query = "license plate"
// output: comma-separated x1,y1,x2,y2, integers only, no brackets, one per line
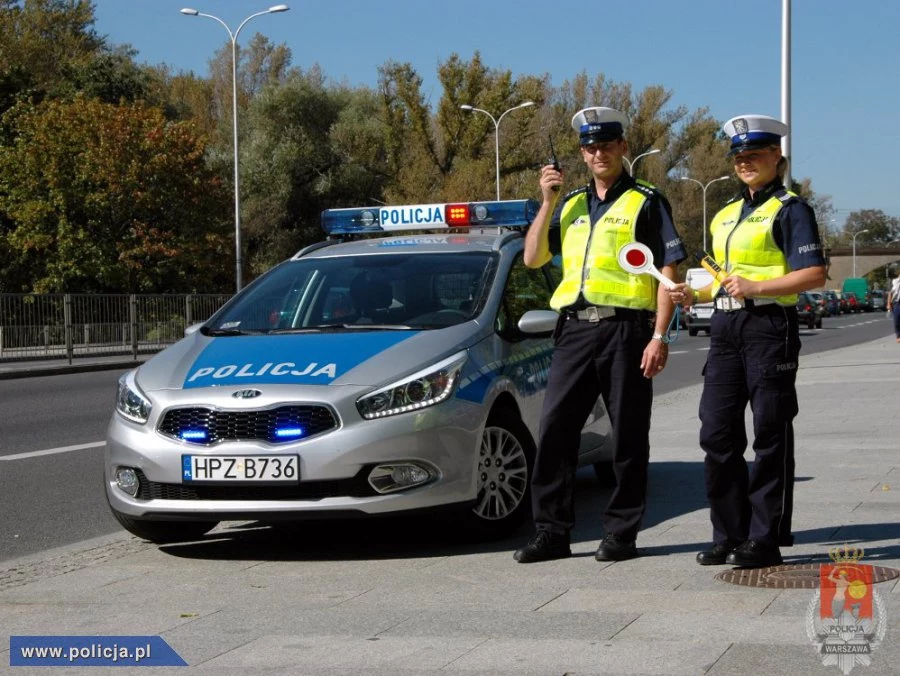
694,307,714,318
182,455,299,482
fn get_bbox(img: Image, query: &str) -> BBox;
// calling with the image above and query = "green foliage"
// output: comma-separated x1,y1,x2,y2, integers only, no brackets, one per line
0,96,231,292
0,7,842,292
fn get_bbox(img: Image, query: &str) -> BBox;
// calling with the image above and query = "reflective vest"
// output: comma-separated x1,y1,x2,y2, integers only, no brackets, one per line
709,192,798,306
549,186,657,311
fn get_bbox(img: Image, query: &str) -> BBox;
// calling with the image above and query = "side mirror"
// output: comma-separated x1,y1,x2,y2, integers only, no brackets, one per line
517,310,559,336
184,323,203,337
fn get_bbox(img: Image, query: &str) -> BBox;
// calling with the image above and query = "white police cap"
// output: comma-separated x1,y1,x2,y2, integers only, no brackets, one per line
571,107,629,146
723,114,788,155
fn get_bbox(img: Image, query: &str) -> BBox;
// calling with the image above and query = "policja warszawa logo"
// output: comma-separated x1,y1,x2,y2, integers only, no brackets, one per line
806,545,887,674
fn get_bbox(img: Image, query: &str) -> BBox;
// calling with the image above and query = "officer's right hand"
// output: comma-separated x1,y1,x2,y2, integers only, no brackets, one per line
540,164,563,200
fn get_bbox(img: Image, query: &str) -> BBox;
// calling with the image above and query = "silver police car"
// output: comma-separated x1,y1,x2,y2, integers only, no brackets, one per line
105,199,612,543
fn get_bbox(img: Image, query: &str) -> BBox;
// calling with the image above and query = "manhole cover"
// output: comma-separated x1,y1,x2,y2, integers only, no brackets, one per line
716,563,900,589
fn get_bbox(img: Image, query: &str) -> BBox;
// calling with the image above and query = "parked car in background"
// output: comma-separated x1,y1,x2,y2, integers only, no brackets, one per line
796,292,824,329
844,291,861,313
871,289,886,311
821,290,841,316
807,291,827,316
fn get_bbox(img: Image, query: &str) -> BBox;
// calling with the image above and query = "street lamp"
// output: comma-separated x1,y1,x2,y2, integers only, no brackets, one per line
459,101,535,200
181,4,290,292
622,148,661,177
680,175,730,252
844,229,869,278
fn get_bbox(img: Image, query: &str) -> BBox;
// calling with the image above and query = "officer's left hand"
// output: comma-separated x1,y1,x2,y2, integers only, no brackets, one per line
721,275,760,300
641,340,668,378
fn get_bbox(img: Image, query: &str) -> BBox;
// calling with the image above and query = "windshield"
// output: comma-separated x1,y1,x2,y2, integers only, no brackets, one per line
207,252,496,334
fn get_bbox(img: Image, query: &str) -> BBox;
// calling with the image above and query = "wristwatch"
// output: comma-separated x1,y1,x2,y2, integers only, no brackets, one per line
652,332,670,344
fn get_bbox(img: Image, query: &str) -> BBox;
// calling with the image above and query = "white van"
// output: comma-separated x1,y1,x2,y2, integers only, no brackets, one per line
684,267,715,336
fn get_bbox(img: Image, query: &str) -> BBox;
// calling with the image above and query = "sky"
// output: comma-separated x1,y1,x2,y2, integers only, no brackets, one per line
91,0,900,231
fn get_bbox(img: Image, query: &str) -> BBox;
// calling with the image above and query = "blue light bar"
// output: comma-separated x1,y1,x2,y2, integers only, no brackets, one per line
321,199,540,236
275,427,304,439
180,429,208,442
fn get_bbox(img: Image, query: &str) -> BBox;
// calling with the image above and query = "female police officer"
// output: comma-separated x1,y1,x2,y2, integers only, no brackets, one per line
669,115,826,568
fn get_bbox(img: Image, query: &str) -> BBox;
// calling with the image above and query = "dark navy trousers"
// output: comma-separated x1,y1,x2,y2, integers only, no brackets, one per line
699,305,800,547
891,304,900,338
531,312,653,540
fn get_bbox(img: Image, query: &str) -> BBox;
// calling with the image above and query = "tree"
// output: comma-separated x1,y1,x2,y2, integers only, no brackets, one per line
0,96,231,292
843,209,900,245
0,0,103,110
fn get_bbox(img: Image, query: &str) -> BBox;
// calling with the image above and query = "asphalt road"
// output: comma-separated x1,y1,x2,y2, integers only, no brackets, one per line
0,312,893,562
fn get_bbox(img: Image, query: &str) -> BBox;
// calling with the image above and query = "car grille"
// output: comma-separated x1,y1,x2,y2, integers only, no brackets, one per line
134,468,376,500
158,405,337,445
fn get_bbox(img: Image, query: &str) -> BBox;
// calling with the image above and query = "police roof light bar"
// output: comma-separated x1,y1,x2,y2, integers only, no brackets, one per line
321,199,540,236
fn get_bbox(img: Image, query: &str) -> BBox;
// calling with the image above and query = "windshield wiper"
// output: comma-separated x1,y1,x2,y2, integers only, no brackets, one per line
269,324,414,333
201,327,264,337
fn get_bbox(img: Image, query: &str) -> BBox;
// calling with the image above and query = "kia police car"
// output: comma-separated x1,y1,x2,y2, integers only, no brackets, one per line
105,199,613,543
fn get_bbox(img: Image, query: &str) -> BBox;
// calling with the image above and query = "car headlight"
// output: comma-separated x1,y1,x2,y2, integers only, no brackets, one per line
116,370,152,424
356,351,467,420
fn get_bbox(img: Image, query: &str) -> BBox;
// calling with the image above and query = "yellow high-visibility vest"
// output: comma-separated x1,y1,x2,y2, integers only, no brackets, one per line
549,186,657,311
709,192,798,306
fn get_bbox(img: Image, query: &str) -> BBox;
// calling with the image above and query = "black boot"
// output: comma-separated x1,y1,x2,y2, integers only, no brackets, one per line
696,540,740,566
513,531,571,563
725,540,783,568
594,533,637,561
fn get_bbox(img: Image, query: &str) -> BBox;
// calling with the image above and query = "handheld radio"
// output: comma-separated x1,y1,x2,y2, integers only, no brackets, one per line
547,135,560,192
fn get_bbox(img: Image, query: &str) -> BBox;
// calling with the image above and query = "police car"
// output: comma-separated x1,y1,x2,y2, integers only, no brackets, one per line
105,199,613,543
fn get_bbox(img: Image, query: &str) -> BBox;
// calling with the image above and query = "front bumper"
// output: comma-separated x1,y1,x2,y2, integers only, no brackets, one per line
105,393,483,521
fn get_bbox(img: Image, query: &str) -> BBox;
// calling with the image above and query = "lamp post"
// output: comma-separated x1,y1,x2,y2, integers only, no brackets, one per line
844,229,869,278
621,148,660,177
459,101,535,200
680,175,730,252
181,4,290,292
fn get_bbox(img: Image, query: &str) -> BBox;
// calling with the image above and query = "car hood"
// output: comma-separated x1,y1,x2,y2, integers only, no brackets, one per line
135,326,481,392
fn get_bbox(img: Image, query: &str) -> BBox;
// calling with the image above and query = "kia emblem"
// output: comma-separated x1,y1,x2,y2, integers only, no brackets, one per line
232,389,262,399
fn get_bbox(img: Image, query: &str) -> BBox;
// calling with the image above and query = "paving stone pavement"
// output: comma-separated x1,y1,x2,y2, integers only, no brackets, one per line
2,337,899,674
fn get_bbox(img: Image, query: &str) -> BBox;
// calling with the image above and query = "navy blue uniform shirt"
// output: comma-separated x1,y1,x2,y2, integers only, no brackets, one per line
736,180,826,270
549,173,687,269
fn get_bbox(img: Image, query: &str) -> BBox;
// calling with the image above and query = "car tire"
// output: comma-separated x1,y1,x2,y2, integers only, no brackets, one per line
807,318,815,330
815,317,822,329
108,505,217,544
462,408,535,538
592,460,616,487
688,327,698,337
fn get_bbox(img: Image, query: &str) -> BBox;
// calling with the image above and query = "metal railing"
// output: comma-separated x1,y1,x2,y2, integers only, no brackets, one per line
0,294,231,363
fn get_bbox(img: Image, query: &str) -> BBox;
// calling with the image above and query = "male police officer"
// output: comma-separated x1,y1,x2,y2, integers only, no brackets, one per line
667,114,825,568
514,107,686,563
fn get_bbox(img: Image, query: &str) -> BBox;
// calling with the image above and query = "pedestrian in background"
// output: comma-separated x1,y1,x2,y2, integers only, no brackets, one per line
667,115,826,569
514,106,686,564
888,270,900,342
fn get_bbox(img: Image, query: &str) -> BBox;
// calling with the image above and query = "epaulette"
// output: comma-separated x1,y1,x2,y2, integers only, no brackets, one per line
777,189,798,203
561,185,589,202
632,179,657,197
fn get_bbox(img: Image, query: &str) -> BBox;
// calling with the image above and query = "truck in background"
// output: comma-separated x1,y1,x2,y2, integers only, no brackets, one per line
841,277,872,312
684,267,715,336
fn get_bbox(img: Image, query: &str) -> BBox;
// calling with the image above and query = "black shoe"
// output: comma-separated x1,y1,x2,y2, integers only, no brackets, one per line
725,540,783,568
513,531,571,563
696,541,740,566
594,533,637,561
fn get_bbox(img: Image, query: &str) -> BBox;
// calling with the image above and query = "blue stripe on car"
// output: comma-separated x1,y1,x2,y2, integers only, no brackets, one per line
183,333,418,389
